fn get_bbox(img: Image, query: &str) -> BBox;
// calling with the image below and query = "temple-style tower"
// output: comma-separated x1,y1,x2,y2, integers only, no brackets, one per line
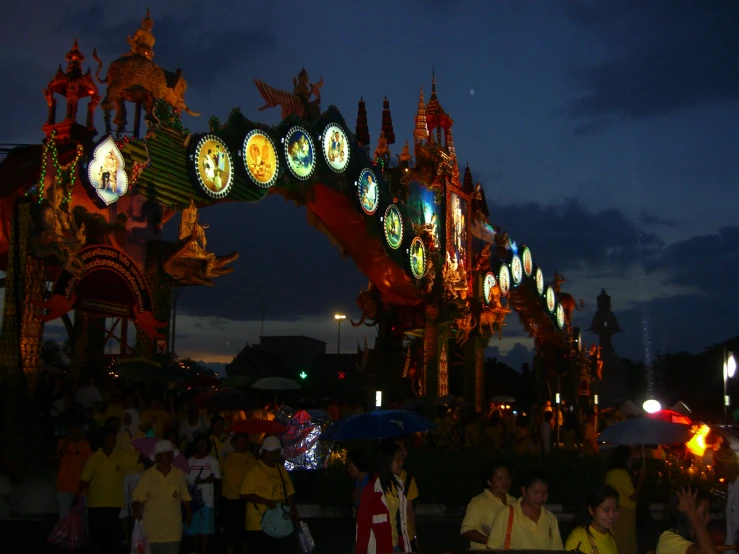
463,163,474,193
588,289,623,354
42,39,100,142
380,96,396,145
425,71,454,150
413,86,429,145
355,96,370,146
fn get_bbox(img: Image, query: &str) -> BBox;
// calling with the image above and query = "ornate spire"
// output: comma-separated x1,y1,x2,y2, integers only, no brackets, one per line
127,8,156,59
463,163,473,192
426,70,453,145
444,126,456,159
43,38,100,140
355,96,370,146
413,86,428,144
380,95,395,145
397,139,413,168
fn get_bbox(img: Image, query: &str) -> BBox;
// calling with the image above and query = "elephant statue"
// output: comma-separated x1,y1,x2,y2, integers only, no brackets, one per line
93,50,200,133
558,292,584,324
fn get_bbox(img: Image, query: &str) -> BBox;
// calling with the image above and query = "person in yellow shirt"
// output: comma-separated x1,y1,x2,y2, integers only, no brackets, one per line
139,398,171,438
132,439,192,554
656,487,716,554
239,436,299,553
221,433,256,554
565,486,620,554
461,461,516,550
78,429,128,552
605,445,646,554
487,472,563,550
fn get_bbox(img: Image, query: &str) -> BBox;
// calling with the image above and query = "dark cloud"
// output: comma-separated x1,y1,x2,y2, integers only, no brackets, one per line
572,118,610,137
565,0,739,121
58,6,277,91
488,198,664,272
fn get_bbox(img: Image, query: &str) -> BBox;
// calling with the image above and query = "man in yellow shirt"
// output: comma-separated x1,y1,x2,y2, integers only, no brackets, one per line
461,461,516,550
221,433,256,554
240,436,299,553
132,440,192,554
487,473,563,550
78,429,128,552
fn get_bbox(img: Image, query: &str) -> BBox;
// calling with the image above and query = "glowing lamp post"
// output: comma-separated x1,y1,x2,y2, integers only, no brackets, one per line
334,314,346,355
724,350,736,423
643,399,662,414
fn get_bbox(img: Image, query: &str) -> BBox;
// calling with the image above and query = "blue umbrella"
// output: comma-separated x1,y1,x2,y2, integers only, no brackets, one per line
320,410,436,441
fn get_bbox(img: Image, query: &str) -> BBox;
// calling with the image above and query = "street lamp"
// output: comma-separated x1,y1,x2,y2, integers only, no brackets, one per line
334,314,346,355
724,350,736,423
643,399,661,414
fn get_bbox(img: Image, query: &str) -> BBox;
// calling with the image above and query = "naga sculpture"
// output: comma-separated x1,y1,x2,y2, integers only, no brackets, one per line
254,68,324,121
351,283,381,327
161,201,237,286
92,10,199,133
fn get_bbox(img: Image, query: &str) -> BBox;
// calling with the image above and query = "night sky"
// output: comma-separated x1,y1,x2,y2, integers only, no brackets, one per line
1,1,737,367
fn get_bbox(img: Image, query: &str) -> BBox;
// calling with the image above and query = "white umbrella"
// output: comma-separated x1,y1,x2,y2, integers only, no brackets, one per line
598,417,692,446
251,377,301,391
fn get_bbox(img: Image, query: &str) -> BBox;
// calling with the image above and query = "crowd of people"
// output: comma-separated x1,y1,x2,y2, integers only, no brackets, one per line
34,370,739,554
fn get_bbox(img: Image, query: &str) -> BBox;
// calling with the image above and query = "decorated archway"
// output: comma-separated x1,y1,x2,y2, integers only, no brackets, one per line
0,12,595,409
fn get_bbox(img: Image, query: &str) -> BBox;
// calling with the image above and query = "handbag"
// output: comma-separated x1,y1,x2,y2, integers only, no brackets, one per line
186,468,205,515
258,465,294,539
130,519,151,554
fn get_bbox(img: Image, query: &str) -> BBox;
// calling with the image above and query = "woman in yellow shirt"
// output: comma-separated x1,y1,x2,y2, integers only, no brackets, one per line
605,445,646,554
221,433,255,554
656,487,716,554
460,461,516,550
565,485,619,554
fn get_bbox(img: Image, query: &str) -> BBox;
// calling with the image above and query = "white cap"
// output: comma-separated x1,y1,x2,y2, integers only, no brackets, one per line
150,439,180,461
259,436,283,454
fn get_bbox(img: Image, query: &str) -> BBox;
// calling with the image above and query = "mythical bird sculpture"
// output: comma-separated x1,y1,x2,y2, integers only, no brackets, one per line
254,68,324,121
549,272,583,324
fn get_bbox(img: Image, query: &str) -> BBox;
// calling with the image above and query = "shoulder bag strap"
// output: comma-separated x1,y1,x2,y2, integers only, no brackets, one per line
277,465,289,504
504,505,515,550
586,530,599,554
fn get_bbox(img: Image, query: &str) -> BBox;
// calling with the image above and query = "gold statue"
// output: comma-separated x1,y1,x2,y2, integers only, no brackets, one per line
479,283,512,340
374,130,390,164
127,8,156,59
179,199,208,258
255,68,324,121
35,182,86,275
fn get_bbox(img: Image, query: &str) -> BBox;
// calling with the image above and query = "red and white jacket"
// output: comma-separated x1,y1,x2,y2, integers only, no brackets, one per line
355,474,411,554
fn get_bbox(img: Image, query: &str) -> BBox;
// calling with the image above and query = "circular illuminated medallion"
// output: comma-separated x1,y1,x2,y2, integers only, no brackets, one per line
535,268,545,296
322,124,350,173
194,135,234,198
409,237,427,279
556,303,565,329
283,126,315,180
358,168,379,215
498,264,511,297
546,286,556,312
511,255,523,285
243,130,278,188
483,272,497,304
522,247,533,277
384,204,403,249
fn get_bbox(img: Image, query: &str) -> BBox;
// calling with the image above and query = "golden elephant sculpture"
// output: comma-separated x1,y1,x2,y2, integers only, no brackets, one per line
93,50,199,132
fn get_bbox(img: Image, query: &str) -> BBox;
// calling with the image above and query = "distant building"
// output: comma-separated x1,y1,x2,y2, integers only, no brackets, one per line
257,335,326,375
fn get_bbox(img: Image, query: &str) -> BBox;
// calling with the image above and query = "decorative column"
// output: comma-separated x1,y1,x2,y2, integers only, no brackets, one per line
462,336,487,413
423,304,440,399
0,202,46,390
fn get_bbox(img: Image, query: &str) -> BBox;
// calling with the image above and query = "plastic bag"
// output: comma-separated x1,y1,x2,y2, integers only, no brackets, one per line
131,520,151,554
47,503,85,550
296,520,315,554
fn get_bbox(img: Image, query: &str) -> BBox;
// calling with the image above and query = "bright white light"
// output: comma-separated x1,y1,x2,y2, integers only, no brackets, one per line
334,314,346,321
555,393,560,404
594,395,599,405
375,390,382,408
728,352,737,379
643,399,662,414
